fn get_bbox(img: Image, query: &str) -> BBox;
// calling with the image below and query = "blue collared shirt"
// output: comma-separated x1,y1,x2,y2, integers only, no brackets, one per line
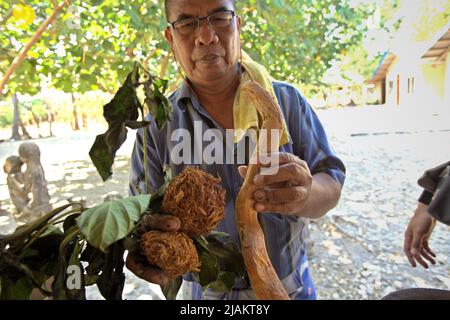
129,80,346,300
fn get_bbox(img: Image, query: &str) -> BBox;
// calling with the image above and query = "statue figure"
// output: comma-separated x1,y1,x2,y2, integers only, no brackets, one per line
3,155,29,216
17,142,52,221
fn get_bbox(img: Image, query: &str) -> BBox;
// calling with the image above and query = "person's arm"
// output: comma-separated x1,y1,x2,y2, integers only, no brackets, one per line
296,172,342,219
238,84,345,218
239,153,342,219
286,86,345,218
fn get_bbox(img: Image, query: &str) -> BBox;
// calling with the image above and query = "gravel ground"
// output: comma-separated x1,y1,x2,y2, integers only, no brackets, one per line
309,130,450,300
1,105,449,300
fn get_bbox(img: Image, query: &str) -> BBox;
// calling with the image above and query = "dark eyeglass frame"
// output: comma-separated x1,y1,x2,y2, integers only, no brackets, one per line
168,10,236,35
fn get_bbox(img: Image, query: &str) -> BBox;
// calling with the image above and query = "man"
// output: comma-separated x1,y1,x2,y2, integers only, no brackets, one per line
127,0,346,300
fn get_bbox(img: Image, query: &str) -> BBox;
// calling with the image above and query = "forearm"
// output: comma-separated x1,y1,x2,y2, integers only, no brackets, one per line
297,173,342,219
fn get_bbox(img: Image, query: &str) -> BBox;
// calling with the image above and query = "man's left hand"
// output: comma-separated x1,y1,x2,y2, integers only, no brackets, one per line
238,152,312,215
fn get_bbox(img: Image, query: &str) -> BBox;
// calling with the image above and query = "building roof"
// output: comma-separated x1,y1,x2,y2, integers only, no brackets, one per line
421,23,450,61
368,52,396,84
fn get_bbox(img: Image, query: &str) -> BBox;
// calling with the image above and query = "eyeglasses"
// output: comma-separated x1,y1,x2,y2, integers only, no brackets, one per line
169,10,235,35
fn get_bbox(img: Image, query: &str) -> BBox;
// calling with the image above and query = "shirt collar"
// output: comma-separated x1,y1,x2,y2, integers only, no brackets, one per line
175,80,197,111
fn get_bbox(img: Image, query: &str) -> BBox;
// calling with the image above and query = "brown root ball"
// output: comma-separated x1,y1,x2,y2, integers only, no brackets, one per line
162,167,226,237
140,230,200,278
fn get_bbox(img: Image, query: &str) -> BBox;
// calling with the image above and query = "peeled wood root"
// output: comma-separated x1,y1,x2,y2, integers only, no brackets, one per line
236,80,290,300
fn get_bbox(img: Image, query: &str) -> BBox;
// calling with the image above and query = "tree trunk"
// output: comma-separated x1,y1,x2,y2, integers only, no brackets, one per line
30,109,42,138
19,118,31,140
82,112,88,129
11,93,32,140
45,101,54,136
71,93,80,131
11,93,21,140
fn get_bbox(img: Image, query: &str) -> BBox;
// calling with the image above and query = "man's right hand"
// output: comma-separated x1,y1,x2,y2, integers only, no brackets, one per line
125,214,181,286
403,203,437,268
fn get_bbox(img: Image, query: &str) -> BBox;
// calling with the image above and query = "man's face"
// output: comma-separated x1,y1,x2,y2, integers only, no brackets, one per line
165,0,241,85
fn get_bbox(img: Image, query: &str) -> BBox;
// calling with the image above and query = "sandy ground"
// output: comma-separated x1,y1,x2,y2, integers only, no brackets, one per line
0,104,449,300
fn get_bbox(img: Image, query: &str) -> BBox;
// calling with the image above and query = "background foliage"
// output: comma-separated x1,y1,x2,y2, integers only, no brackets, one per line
0,0,446,130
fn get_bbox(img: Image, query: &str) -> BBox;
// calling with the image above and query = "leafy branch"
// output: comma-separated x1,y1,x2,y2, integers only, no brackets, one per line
89,62,172,181
0,65,244,300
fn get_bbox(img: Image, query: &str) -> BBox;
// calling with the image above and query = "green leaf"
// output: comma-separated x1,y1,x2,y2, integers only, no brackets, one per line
198,252,220,287
89,66,139,181
23,233,64,277
90,0,105,7
96,241,126,300
39,224,64,238
162,276,182,300
125,120,152,129
80,244,105,280
124,5,143,29
89,122,128,181
144,77,173,129
103,71,140,125
193,233,246,293
0,278,33,300
63,213,82,234
204,234,245,276
76,195,151,252
88,62,171,181
208,272,237,292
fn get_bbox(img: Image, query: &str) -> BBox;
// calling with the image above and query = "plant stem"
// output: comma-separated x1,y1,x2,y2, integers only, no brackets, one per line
59,228,81,254
0,203,76,244
19,207,83,255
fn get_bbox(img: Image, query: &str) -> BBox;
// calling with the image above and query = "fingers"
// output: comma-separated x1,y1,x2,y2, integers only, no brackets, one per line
404,228,438,269
145,214,181,232
414,253,430,269
254,186,308,203
253,152,310,186
258,152,305,167
254,201,299,215
254,162,311,187
423,242,437,258
126,215,180,285
404,230,417,268
125,252,169,285
420,248,436,266
410,231,430,269
238,165,248,179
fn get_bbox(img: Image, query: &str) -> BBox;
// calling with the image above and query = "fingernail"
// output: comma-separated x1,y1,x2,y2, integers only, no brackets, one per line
255,203,265,212
253,175,263,185
166,218,180,230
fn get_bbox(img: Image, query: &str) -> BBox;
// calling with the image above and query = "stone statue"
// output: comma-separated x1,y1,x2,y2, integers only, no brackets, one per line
17,142,52,221
3,155,29,216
